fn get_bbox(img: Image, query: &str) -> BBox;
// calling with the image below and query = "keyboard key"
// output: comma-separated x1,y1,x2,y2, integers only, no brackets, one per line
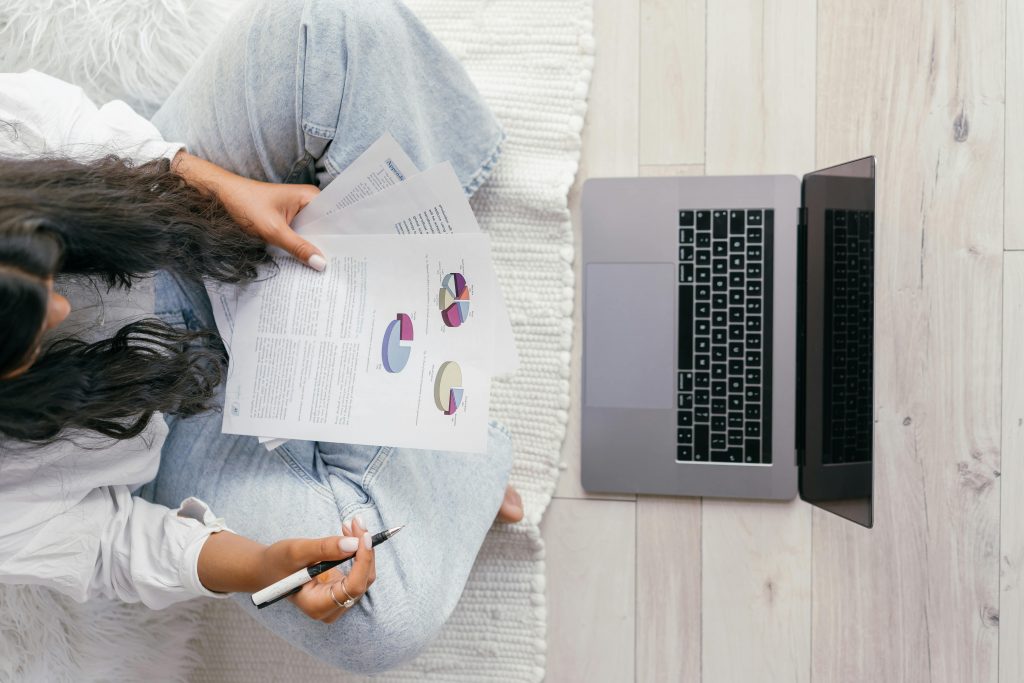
747,262,762,278
746,317,762,332
696,302,711,317
728,377,743,392
713,294,729,308
712,416,726,432
745,439,761,463
681,372,694,390
696,320,710,335
730,254,745,270
697,250,711,265
695,407,710,422
712,345,727,361
697,232,711,247
745,422,760,437
711,398,727,413
729,324,744,340
713,241,728,256
712,381,727,397
712,311,727,326
679,428,693,443
730,210,745,234
729,290,743,305
680,264,694,283
729,341,744,357
746,299,762,315
713,211,728,238
748,333,762,349
748,245,763,260
729,271,745,288
713,258,727,274
677,445,693,461
745,386,761,401
696,355,710,370
728,447,743,463
746,351,761,366
697,211,711,231
678,409,692,425
748,210,763,226
711,434,728,450
729,359,744,375
679,210,695,226
680,246,694,261
696,337,710,353
712,329,727,344
696,285,710,300
696,389,710,405
747,281,762,296
695,424,709,456
749,227,763,243
728,395,742,411
713,276,728,292
712,363,727,379
695,373,709,388
729,307,744,322
730,237,744,251
745,369,761,385
696,268,710,284
728,430,743,446
728,412,744,429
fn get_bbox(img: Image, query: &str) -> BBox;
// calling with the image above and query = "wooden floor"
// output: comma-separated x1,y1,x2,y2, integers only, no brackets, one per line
541,0,1020,680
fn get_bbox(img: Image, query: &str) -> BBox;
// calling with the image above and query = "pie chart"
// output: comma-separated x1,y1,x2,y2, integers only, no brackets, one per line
433,361,464,416
382,313,414,373
439,272,470,327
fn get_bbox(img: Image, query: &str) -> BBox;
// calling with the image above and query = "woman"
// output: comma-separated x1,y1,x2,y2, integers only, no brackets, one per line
0,0,522,674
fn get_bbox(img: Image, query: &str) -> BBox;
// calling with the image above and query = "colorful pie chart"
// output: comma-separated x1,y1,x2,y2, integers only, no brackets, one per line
433,361,464,415
382,313,414,373
439,272,470,327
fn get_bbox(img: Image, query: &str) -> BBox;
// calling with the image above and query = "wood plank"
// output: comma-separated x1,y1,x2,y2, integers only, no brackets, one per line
1001,253,1024,682
639,0,705,165
813,1,1004,681
1006,0,1024,248
702,0,815,681
636,496,701,682
543,498,636,682
558,0,640,500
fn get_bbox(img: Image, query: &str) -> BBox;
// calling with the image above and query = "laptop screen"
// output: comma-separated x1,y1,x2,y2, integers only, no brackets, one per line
798,157,875,528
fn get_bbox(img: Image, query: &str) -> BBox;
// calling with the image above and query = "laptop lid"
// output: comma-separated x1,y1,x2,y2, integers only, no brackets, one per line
797,156,876,528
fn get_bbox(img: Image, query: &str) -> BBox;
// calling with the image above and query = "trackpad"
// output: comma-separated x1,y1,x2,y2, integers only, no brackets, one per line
584,263,676,410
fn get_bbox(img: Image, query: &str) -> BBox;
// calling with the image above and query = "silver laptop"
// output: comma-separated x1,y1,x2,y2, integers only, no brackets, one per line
581,157,875,527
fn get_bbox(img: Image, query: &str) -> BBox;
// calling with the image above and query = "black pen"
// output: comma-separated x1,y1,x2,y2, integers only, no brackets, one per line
252,525,404,609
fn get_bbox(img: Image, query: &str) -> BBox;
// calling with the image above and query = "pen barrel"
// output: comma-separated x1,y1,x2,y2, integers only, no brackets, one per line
251,567,312,607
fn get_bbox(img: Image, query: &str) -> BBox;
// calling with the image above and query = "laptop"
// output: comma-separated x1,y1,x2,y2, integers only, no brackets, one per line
580,157,875,527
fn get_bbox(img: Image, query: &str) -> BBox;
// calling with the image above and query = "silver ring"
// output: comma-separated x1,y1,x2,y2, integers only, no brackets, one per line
329,583,354,610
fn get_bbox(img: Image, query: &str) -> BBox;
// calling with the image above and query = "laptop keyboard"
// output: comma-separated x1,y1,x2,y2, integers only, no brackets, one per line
677,209,773,465
823,208,874,463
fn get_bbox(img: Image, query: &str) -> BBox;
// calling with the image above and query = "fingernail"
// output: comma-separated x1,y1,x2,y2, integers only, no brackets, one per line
308,254,326,271
340,537,360,552
362,532,372,550
342,520,352,534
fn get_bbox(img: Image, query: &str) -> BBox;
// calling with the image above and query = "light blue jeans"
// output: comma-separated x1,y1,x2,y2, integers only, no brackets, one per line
138,0,512,674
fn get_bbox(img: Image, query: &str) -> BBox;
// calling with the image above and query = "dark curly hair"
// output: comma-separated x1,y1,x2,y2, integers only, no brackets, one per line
0,153,273,442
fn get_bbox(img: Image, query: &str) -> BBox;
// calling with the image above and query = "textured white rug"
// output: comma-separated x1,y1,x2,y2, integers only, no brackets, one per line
0,0,592,680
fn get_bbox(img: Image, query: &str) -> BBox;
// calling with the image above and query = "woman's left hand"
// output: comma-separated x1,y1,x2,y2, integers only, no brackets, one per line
172,151,326,271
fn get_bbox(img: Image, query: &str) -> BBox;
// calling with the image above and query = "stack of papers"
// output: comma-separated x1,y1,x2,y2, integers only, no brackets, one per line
209,133,518,453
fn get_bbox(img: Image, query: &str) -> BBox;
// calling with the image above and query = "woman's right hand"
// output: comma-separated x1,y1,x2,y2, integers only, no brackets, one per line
259,516,377,623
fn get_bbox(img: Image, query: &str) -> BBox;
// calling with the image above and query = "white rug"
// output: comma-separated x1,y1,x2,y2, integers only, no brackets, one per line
0,0,593,680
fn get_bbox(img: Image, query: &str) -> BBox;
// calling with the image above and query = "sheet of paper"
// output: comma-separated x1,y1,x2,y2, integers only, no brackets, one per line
297,162,519,375
291,131,417,231
222,234,498,453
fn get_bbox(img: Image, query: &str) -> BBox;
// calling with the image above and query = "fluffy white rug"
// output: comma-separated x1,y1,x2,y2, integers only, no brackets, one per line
0,0,592,680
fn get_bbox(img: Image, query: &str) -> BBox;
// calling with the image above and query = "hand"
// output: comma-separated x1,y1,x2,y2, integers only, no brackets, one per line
216,176,326,271
260,516,377,623
171,151,326,271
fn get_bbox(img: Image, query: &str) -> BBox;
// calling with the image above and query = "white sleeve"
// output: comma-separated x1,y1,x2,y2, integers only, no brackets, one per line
0,70,184,164
0,488,231,610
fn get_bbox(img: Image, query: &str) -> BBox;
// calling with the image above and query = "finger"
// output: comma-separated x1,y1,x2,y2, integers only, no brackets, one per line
345,530,375,596
290,576,345,621
287,534,358,569
271,226,326,272
284,184,321,222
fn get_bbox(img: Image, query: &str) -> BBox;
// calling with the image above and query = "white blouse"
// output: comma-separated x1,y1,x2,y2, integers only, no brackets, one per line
0,70,230,609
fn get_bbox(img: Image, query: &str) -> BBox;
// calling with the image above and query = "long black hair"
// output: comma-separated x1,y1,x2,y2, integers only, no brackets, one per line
0,153,272,443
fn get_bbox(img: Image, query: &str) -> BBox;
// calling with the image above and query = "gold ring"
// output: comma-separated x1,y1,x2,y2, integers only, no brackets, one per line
340,578,358,603
329,583,354,610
